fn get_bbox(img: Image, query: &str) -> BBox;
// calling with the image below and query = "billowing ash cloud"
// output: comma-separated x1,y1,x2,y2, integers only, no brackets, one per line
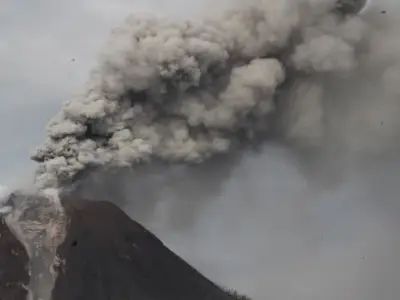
30,0,378,189
4,1,400,299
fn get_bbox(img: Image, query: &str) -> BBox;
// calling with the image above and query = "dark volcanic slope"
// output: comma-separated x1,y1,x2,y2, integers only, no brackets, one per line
53,199,246,300
0,218,29,300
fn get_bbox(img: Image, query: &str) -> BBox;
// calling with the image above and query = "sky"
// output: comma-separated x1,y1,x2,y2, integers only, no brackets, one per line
1,1,400,300
0,0,230,185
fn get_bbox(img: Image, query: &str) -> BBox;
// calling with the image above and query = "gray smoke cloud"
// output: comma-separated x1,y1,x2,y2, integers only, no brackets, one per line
4,0,400,299
28,0,400,232
31,0,379,190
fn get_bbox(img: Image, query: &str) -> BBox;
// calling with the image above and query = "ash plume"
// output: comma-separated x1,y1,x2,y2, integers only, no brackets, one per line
3,0,400,299
30,0,379,190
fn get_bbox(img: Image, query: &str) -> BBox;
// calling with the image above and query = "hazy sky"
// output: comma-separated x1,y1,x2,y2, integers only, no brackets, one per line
1,1,400,300
0,0,225,185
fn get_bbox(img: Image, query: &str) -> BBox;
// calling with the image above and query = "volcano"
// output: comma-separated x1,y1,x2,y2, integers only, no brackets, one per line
0,218,30,300
0,198,249,300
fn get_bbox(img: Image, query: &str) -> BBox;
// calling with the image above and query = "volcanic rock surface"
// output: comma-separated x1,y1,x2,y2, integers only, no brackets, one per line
0,218,29,300
1,198,248,300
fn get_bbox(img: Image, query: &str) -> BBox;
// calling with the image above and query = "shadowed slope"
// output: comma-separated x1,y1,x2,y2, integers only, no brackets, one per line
52,199,248,300
0,218,29,300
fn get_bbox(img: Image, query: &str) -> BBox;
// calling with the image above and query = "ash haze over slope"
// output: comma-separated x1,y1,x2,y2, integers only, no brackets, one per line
28,0,400,229
2,0,400,299
31,0,384,189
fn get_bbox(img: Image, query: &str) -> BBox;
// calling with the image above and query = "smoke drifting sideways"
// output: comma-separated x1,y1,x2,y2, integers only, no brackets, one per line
30,0,384,189
24,0,399,226
3,0,400,299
